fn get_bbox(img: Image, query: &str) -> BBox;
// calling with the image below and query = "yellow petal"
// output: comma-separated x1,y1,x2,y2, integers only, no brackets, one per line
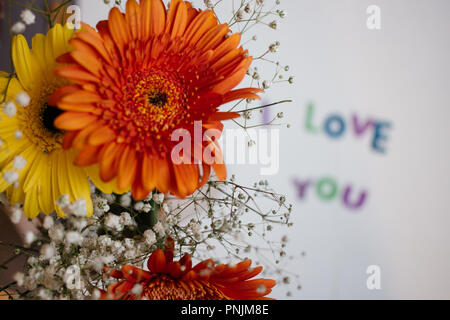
12,35,39,91
31,33,50,82
36,154,55,215
51,151,65,217
84,164,128,194
8,146,38,205
24,185,40,219
65,150,93,217
0,76,23,102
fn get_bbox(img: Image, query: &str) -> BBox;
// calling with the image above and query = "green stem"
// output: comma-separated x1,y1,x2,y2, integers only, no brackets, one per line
235,99,293,113
43,0,53,28
9,0,48,15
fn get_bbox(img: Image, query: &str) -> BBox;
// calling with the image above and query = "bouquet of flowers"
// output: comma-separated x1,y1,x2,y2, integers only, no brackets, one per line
0,0,295,300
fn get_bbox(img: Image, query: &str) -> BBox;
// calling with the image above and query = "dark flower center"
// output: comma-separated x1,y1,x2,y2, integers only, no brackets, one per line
42,104,64,134
148,91,168,108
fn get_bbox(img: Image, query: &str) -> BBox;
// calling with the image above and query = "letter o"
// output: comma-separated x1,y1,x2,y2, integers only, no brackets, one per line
316,177,338,201
324,114,346,138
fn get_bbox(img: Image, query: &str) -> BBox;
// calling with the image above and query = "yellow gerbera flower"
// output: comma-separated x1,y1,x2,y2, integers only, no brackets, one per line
0,24,119,218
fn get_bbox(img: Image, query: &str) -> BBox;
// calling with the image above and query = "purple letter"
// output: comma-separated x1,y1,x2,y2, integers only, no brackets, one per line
352,114,374,137
342,185,368,210
293,179,312,200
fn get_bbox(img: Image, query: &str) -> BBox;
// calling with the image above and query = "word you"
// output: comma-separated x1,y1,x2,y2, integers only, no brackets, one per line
305,103,392,154
293,177,368,210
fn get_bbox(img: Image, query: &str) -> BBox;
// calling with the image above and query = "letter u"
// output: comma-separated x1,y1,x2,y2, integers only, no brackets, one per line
342,185,367,210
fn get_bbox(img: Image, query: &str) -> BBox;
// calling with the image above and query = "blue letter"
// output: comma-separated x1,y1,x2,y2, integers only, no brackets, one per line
324,114,346,139
372,121,392,153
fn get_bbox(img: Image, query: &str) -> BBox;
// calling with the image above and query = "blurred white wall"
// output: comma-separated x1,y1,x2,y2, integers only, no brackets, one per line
77,0,450,299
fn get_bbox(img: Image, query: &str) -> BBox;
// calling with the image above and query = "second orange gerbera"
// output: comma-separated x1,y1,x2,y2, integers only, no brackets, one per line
100,240,275,300
52,0,262,200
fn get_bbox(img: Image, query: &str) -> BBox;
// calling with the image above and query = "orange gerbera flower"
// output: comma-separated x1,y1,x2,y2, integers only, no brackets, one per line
52,0,262,200
100,240,275,300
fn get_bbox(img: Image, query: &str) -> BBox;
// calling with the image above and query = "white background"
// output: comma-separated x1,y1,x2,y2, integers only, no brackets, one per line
77,0,450,299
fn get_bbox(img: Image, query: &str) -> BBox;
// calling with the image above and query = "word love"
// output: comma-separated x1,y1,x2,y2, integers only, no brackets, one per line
293,177,369,210
305,103,392,153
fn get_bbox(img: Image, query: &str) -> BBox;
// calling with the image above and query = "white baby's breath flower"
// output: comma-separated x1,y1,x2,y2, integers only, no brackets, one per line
189,222,202,238
143,229,156,245
3,170,18,184
20,9,36,25
13,272,25,286
153,222,165,235
13,155,27,170
93,196,110,216
100,255,114,265
142,203,152,213
152,193,164,204
104,213,123,232
9,207,22,224
120,193,132,207
40,244,55,260
56,195,70,207
43,215,54,230
203,0,213,9
4,101,17,116
97,235,112,250
123,238,135,248
65,231,83,245
25,231,36,245
11,21,26,34
16,91,30,107
162,203,170,214
69,199,87,217
14,130,23,139
119,212,134,226
134,201,144,211
49,224,65,243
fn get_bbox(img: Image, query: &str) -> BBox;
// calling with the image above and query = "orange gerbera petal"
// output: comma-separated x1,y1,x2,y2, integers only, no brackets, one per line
54,0,262,200
168,1,187,39
54,65,100,83
125,0,142,40
74,145,101,166
223,87,264,103
117,146,138,190
154,157,170,194
88,125,117,146
99,142,122,182
99,238,275,300
208,112,240,121
73,122,101,150
54,112,98,130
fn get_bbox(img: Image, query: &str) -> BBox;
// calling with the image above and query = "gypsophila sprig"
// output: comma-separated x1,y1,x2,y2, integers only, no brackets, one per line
203,0,294,131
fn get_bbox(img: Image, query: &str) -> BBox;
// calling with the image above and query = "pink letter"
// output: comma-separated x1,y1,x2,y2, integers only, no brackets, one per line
352,114,374,137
